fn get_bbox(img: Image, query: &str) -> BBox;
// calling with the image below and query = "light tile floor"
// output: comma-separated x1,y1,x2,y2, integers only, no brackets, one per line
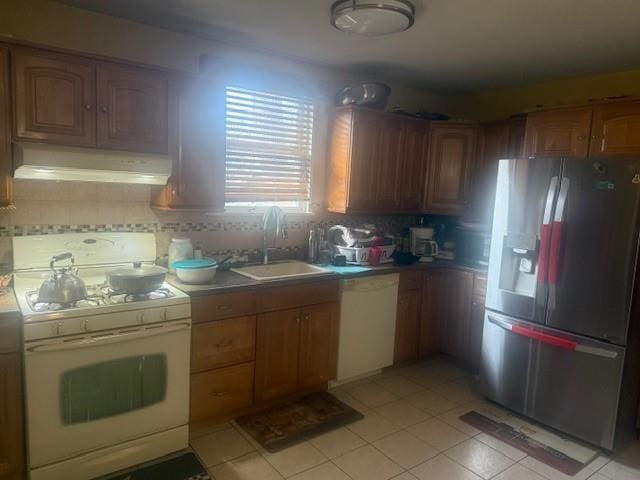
190,357,640,480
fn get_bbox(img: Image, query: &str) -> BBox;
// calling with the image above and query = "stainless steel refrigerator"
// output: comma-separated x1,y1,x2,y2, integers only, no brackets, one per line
480,157,640,451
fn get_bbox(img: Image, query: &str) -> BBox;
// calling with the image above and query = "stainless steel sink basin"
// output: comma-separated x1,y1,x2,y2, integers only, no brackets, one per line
230,261,332,281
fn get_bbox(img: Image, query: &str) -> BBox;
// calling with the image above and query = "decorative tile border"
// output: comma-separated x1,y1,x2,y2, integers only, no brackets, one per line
0,214,417,237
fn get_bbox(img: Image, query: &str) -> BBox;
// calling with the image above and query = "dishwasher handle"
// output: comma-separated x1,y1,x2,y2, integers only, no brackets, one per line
341,275,399,293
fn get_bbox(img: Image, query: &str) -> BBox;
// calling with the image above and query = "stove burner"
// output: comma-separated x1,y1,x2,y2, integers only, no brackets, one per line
25,284,175,313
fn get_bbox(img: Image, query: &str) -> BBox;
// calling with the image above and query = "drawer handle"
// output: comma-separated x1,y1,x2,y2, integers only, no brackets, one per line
213,338,234,348
210,390,230,397
217,304,232,311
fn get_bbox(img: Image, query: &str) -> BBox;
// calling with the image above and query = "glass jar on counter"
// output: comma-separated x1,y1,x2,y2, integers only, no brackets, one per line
168,237,193,273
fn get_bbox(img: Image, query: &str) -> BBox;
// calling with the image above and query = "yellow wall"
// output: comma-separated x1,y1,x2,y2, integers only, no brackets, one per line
449,69,640,121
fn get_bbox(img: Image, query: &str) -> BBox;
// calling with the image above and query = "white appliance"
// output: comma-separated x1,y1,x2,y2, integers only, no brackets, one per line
336,274,399,382
13,233,191,480
409,227,439,262
13,142,172,185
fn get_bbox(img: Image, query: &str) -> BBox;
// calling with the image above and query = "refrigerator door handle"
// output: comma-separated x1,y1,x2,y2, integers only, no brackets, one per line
486,314,618,359
548,178,570,309
537,176,559,284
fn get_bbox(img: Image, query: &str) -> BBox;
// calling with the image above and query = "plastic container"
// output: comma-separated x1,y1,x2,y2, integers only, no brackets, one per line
172,259,217,284
168,237,193,273
333,244,395,265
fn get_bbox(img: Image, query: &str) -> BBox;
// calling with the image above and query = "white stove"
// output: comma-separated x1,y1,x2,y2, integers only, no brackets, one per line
14,233,191,480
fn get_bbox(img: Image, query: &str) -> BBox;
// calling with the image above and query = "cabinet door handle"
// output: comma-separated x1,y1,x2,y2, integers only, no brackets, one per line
100,105,108,113
295,317,301,324
577,134,587,141
304,314,310,321
84,104,92,111
217,304,231,311
209,390,230,397
213,338,233,348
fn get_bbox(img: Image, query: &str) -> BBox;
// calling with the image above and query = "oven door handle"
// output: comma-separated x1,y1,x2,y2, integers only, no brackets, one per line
25,321,191,353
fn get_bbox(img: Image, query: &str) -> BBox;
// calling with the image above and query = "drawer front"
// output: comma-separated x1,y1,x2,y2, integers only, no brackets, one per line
473,274,487,297
191,291,257,323
0,318,20,354
257,280,339,312
190,362,254,423
191,316,256,372
399,270,423,291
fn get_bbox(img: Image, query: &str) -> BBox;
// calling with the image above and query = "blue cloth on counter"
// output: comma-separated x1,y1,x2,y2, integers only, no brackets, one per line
322,265,371,274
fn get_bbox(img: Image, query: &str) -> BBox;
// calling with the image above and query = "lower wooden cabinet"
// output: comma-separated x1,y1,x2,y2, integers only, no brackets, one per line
255,303,338,403
191,316,256,372
394,289,421,364
190,362,254,424
439,270,474,361
0,347,24,480
420,269,449,356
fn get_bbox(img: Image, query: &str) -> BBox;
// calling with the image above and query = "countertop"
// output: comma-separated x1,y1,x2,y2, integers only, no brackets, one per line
167,260,488,297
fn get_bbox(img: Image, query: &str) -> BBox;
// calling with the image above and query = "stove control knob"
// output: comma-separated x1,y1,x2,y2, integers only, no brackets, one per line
137,312,146,324
82,319,91,332
53,322,63,336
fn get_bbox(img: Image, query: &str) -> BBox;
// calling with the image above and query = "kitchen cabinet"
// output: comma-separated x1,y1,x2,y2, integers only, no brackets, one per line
12,46,172,156
152,77,225,210
420,269,448,356
96,65,168,153
439,269,473,360
394,289,422,364
255,302,338,403
468,274,487,374
524,108,592,158
423,123,477,215
12,48,96,147
0,318,24,480
191,316,256,372
589,101,640,157
326,106,430,214
0,47,12,209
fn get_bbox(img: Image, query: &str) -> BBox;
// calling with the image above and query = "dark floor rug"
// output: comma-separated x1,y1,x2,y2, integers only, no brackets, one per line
460,411,590,476
236,391,364,452
103,452,210,480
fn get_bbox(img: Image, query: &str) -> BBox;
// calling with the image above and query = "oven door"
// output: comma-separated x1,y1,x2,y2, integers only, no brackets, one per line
25,319,191,469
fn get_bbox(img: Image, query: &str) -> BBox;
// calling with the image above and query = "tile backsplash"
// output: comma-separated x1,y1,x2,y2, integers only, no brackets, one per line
0,180,416,270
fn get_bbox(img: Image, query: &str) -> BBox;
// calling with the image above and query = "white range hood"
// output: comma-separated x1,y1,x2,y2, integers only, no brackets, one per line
13,143,172,185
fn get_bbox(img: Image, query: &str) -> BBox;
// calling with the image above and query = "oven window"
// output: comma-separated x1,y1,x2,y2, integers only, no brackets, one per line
60,354,167,424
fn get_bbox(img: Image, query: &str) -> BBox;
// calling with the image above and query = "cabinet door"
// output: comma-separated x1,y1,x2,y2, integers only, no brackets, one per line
439,270,473,360
468,295,485,374
467,122,509,224
0,47,12,208
255,309,300,403
298,303,338,389
589,102,640,158
420,270,449,356
507,118,526,158
153,77,225,209
394,289,421,364
424,124,476,215
523,108,592,158
0,354,24,479
12,49,96,146
400,120,429,212
374,118,404,210
96,65,168,153
347,110,382,211
191,316,256,372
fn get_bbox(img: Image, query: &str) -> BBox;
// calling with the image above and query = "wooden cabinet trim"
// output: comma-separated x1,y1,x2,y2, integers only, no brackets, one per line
257,280,339,312
191,316,256,372
191,291,257,323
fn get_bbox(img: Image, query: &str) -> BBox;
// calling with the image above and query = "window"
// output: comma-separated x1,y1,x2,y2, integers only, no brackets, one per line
224,86,314,212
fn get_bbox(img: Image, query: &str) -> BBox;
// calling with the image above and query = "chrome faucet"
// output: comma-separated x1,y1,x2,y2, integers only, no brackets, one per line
261,206,288,264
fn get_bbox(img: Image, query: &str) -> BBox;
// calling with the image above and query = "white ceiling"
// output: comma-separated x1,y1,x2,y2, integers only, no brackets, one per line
56,0,640,94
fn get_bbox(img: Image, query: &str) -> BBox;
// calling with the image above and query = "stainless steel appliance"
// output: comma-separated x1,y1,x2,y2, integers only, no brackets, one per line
455,224,491,267
13,233,191,480
409,227,439,262
480,157,640,451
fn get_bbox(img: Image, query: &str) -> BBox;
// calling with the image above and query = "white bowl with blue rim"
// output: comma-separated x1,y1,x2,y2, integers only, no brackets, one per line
172,259,218,284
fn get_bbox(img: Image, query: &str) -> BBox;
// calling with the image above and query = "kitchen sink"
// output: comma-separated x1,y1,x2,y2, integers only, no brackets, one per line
230,261,333,281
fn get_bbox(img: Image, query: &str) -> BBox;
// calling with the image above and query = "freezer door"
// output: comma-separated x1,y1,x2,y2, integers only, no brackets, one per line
485,158,562,323
480,311,625,450
546,158,640,344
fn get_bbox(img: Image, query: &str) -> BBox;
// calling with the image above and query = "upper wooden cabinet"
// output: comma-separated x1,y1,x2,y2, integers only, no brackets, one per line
0,47,12,209
326,106,429,214
12,49,96,147
96,65,168,153
525,102,640,159
589,101,640,157
152,77,225,210
423,123,477,215
524,108,592,158
11,47,170,155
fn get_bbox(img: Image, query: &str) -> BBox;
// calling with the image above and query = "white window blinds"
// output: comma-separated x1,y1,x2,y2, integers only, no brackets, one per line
225,86,314,203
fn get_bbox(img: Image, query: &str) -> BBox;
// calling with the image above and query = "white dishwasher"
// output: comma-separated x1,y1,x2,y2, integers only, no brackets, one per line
336,273,399,383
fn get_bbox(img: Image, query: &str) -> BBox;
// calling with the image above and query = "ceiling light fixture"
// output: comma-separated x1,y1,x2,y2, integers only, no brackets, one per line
331,0,415,36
